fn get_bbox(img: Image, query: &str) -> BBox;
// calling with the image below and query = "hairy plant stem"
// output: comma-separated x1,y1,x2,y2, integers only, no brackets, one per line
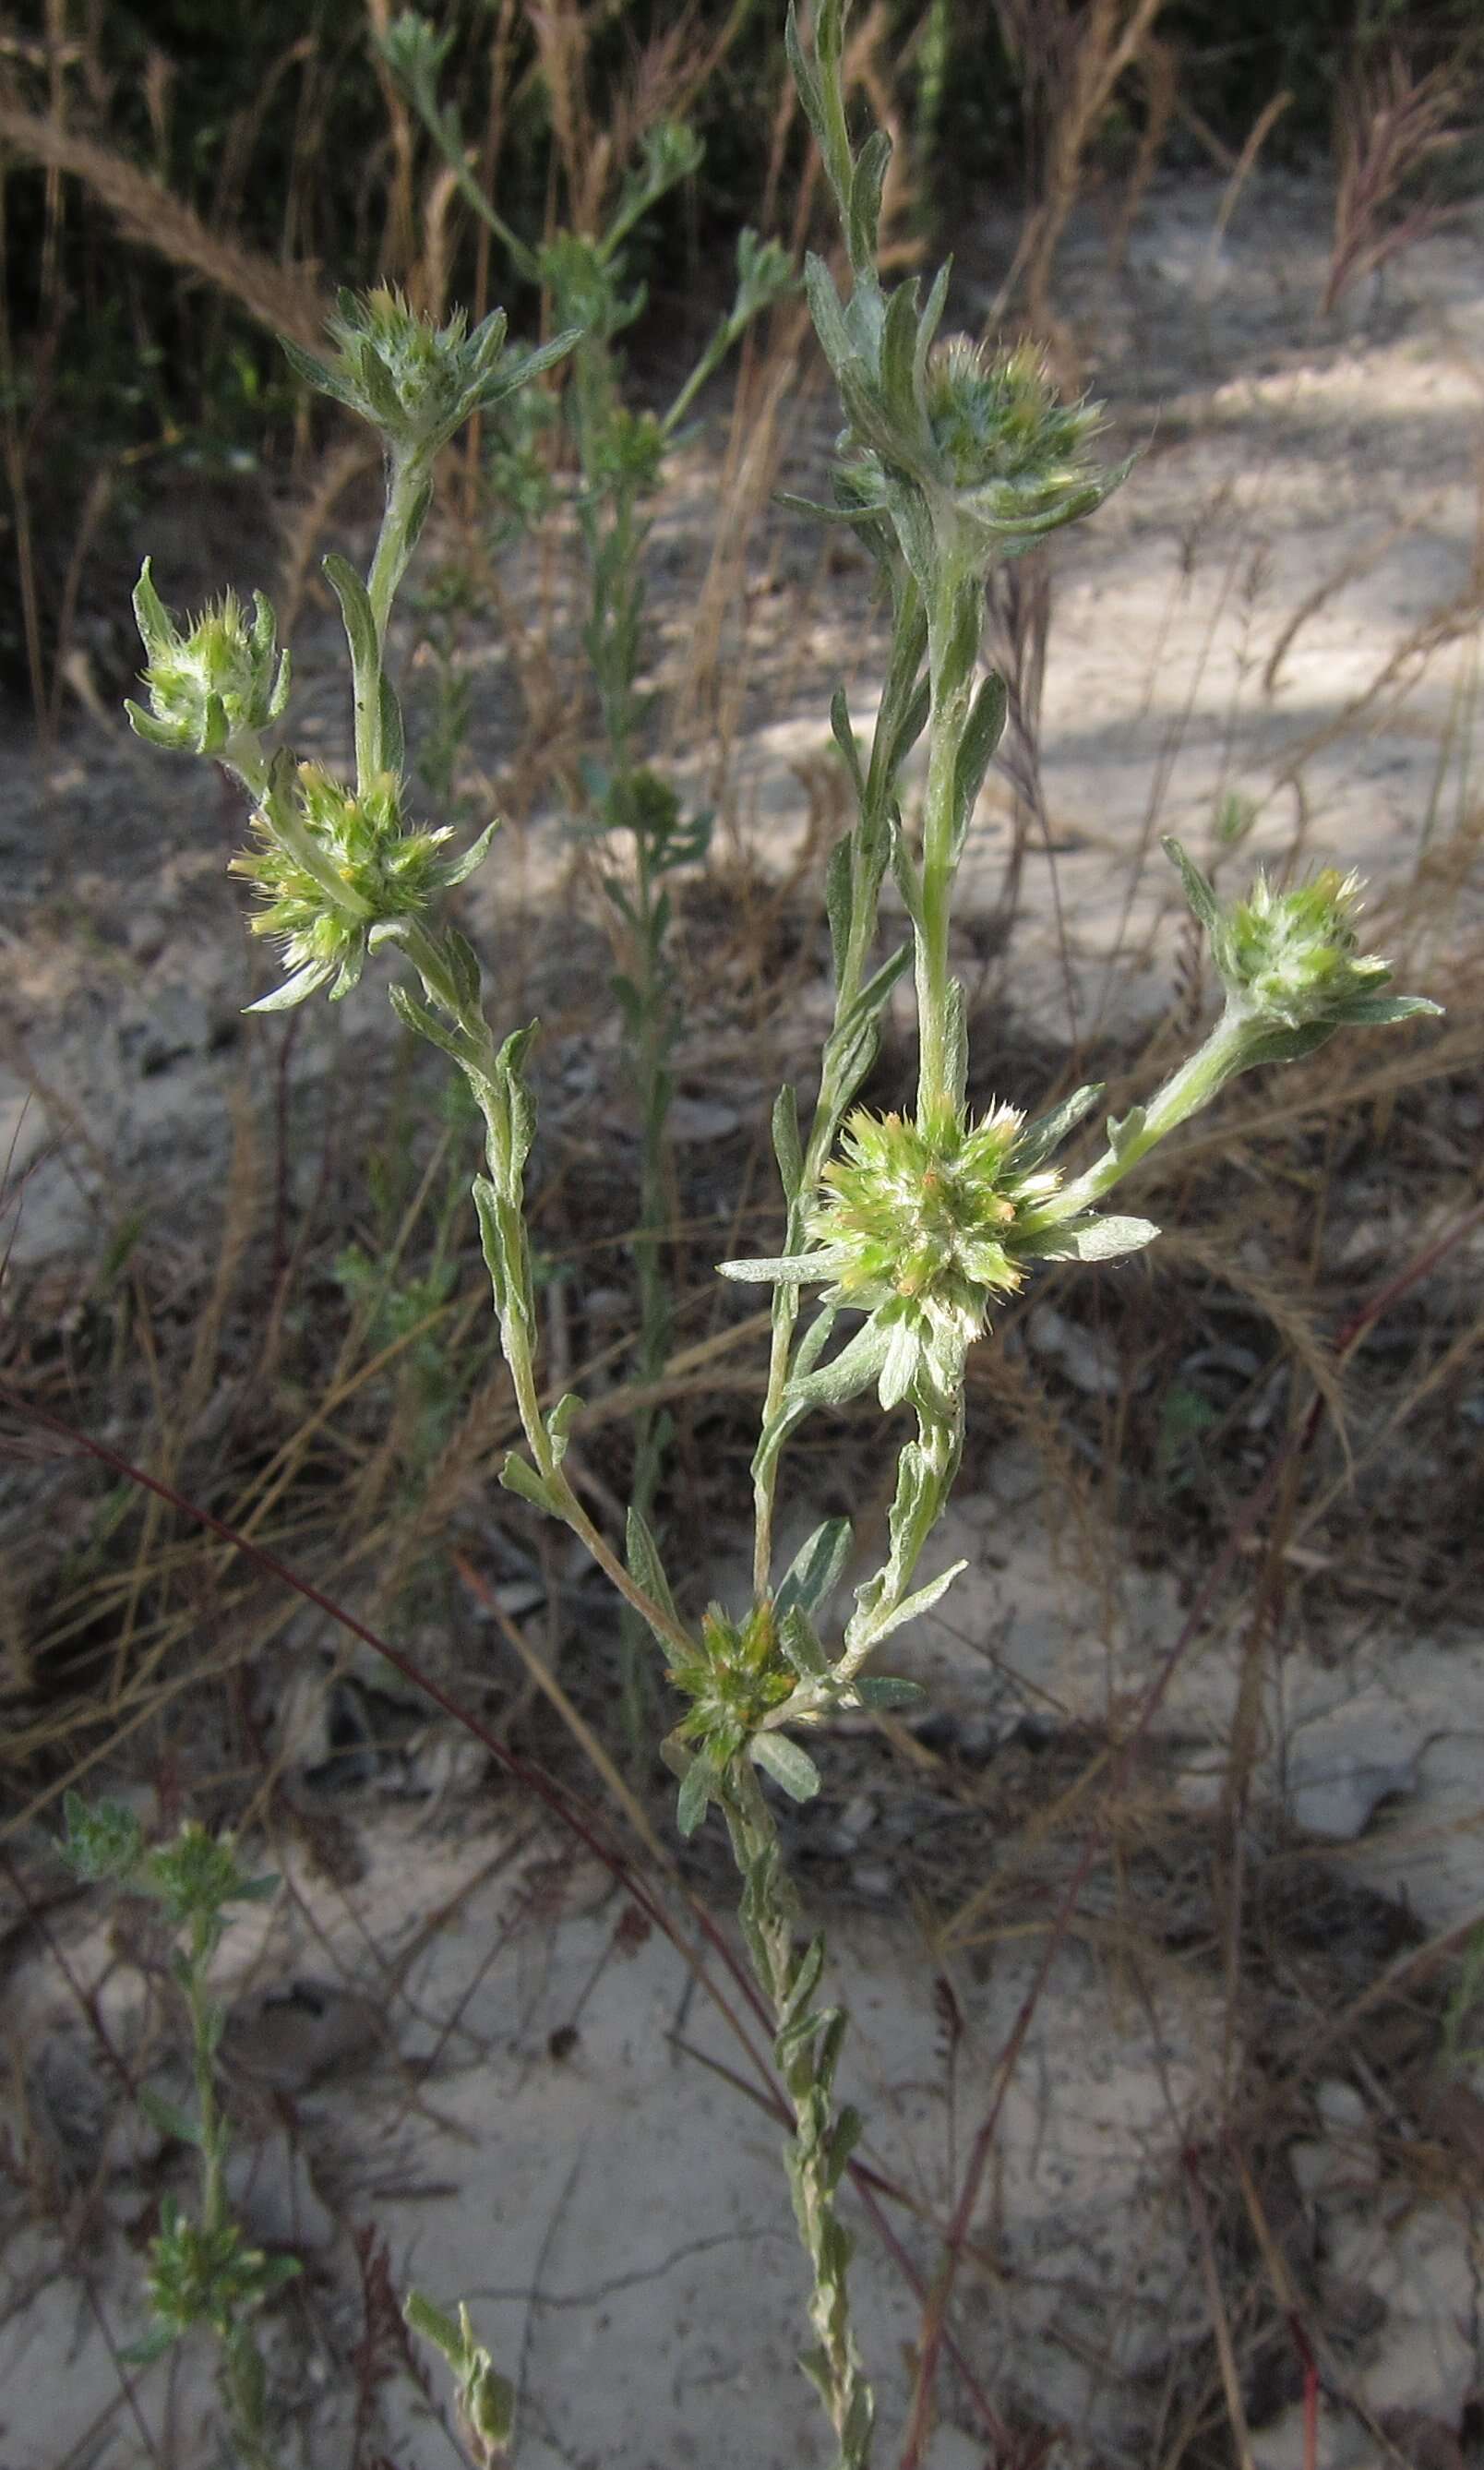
749,581,928,1598
719,1762,873,2470
914,561,980,1126
1045,1010,1252,1218
180,1940,281,2470
749,873,880,1599
359,449,434,780
395,921,695,1666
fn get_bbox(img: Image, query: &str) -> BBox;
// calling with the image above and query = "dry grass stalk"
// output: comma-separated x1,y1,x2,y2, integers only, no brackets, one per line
362,0,421,281
989,0,1169,341
1322,44,1469,321
1104,30,1178,275
1198,86,1294,293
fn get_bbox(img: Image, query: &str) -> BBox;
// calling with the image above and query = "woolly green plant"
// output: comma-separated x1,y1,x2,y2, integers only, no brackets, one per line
120,6,1439,2458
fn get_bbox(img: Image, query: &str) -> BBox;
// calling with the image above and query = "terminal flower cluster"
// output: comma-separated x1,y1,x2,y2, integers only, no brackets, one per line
126,561,289,759
281,286,573,461
230,761,495,1011
724,1098,1155,1418
1165,837,1441,1066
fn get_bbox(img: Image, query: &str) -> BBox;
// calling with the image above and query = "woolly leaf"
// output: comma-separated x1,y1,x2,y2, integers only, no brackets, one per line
864,1557,966,1647
780,1606,831,1681
378,674,405,775
1163,835,1221,934
848,128,892,271
138,2087,204,2151
322,553,378,687
750,1732,822,1805
772,1084,804,1205
1012,1083,1104,1172
497,1451,561,1516
830,689,866,803
776,1517,852,1620
852,1674,928,1711
441,817,501,887
949,671,1008,859
1027,1212,1159,1264
676,1755,713,1839
388,979,469,1066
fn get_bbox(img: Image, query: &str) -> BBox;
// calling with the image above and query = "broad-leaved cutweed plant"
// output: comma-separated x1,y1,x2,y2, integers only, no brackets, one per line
116,5,1440,2459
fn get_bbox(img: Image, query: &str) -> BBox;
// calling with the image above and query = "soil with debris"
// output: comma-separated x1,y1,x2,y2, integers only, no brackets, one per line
3,173,1483,2470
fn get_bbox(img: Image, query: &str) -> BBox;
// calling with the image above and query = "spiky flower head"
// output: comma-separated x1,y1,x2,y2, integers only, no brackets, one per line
1165,838,1442,1058
803,243,1131,579
721,1092,1158,1418
804,1101,1059,1408
141,1818,275,1939
668,1598,796,1769
917,339,1121,560
126,560,289,758
282,288,580,461
1224,869,1384,1027
230,760,497,1012
811,1101,1046,1309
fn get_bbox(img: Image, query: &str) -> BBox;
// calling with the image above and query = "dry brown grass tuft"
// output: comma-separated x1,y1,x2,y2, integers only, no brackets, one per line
1322,39,1475,322
0,99,327,349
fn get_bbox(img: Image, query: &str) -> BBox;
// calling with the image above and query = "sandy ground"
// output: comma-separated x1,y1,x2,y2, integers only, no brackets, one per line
3,170,1483,2468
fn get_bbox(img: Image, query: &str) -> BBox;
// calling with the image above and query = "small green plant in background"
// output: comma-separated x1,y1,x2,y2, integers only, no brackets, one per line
60,1796,296,2470
59,1797,518,2469
383,11,794,1739
114,2,1441,2458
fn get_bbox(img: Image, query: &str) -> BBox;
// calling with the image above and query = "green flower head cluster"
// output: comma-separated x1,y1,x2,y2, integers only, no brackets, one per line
1224,868,1387,1026
811,1100,1048,1314
126,560,289,758
801,210,1130,586
144,2200,294,2345
231,760,497,1011
918,339,1117,559
723,1090,1158,1418
283,287,580,461
804,1102,1057,1408
668,1598,795,1768
1166,838,1442,1057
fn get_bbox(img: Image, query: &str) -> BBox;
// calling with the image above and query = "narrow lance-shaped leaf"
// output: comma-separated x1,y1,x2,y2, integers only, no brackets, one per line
824,834,855,985
389,979,472,1068
1011,1082,1105,1173
879,279,923,440
949,671,1008,860
1163,834,1222,935
676,1754,714,1839
322,552,380,679
847,128,892,274
830,688,867,806
1022,1212,1159,1265
498,1451,562,1517
378,675,405,775
776,1517,852,1619
772,1083,804,1205
780,1605,831,1681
